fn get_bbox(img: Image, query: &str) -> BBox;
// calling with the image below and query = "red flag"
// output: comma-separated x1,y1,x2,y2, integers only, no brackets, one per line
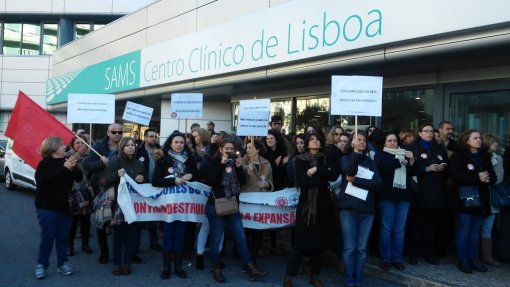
5,91,75,169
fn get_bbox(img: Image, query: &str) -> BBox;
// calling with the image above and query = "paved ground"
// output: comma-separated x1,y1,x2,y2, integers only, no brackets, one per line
0,184,403,287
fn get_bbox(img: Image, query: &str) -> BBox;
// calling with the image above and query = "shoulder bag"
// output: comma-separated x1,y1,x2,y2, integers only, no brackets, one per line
491,182,510,208
213,191,239,216
458,185,483,212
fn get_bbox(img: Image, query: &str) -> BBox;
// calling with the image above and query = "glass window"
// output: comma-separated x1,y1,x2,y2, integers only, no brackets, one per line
42,23,58,54
3,23,22,55
93,24,105,31
75,23,92,39
381,89,434,132
450,90,510,150
296,96,329,133
270,99,292,134
330,115,376,133
21,23,40,55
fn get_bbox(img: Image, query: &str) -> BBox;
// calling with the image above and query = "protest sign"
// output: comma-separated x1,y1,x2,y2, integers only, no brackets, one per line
236,109,269,136
330,76,383,116
67,93,115,123
170,93,203,118
122,101,154,126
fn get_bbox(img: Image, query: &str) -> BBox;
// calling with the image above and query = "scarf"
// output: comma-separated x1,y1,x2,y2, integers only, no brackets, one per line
383,147,407,189
168,150,188,177
296,152,324,226
221,159,240,199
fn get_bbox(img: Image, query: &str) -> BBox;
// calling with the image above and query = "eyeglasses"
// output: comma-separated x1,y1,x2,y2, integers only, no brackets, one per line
110,131,123,135
421,129,434,134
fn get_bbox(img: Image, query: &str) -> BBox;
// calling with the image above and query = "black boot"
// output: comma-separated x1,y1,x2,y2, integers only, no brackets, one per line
161,252,171,279
174,252,187,278
196,254,204,270
245,262,268,281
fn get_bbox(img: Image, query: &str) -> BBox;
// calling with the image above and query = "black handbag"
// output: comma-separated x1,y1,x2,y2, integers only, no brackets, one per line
491,182,510,208
71,185,94,212
458,185,483,212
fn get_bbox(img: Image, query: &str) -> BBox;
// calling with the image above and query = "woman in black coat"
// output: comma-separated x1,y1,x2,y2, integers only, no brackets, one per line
407,123,448,265
152,131,198,279
374,131,415,271
283,132,339,287
449,129,496,274
34,136,83,279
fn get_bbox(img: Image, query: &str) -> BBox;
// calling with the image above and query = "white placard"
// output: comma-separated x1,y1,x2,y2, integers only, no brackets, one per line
239,99,271,111
122,101,154,126
331,76,383,116
236,109,269,136
67,93,115,124
170,93,203,119
344,166,374,201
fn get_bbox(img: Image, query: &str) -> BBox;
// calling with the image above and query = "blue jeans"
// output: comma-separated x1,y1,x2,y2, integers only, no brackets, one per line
481,213,496,239
163,221,185,252
36,209,72,268
340,210,374,287
378,200,410,263
456,212,483,261
206,203,251,265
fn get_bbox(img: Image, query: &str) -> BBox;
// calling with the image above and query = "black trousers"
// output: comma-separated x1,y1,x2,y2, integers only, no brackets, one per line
407,208,442,258
68,214,91,246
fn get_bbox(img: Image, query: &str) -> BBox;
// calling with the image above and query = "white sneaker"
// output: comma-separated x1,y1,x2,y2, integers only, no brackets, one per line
57,262,73,276
35,264,46,280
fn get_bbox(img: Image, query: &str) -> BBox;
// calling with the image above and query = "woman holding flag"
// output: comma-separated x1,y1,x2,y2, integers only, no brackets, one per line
34,136,83,279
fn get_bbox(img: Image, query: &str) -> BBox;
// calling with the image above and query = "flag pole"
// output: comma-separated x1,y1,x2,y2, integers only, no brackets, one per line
75,135,103,158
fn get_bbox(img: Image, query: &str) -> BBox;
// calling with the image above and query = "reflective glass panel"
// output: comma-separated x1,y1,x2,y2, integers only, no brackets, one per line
3,23,21,55
21,23,41,55
42,23,58,54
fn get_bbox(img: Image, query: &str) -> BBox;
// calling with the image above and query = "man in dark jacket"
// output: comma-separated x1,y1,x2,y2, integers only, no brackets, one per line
83,123,123,264
135,128,163,251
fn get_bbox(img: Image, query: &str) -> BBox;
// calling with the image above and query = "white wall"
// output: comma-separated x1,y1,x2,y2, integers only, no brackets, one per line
2,0,155,14
0,55,51,109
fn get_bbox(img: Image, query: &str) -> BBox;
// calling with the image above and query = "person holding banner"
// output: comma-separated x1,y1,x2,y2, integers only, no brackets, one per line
242,138,274,265
284,132,339,287
34,137,83,279
152,131,198,280
100,137,146,275
206,138,268,283
339,131,381,287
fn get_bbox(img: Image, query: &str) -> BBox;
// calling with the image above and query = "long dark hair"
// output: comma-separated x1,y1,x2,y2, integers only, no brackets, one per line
264,129,288,156
162,130,193,156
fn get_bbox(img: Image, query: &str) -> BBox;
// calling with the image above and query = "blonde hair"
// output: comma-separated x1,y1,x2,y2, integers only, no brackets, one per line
40,137,63,158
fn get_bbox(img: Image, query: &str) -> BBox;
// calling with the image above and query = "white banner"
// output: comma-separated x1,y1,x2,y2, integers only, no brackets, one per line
170,93,203,119
330,76,383,116
67,93,115,124
239,188,299,207
239,99,271,112
122,101,154,126
117,176,298,229
240,203,296,229
117,175,210,224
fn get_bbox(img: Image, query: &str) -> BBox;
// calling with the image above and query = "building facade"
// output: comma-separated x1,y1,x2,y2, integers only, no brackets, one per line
0,0,155,134
12,0,510,145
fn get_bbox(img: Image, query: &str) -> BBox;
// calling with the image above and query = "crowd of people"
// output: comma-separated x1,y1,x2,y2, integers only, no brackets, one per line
32,117,510,287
